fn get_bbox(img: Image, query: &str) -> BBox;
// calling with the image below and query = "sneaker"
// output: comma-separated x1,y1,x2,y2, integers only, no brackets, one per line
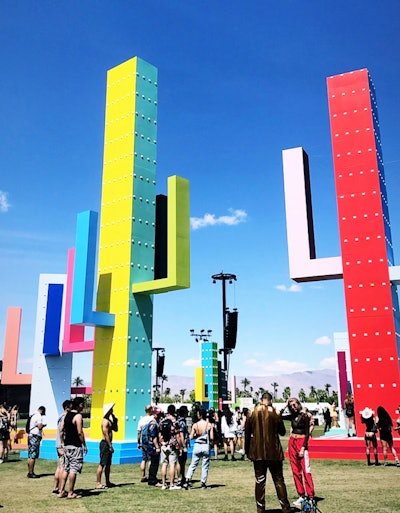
140,477,148,482
201,482,208,489
293,497,305,507
396,460,400,467
182,481,192,490
153,482,163,487
231,456,237,461
161,484,168,490
383,460,388,466
222,455,228,461
27,473,40,479
169,485,181,490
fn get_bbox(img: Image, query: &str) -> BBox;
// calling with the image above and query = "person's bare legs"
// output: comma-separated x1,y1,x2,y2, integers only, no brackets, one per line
140,459,146,479
67,472,78,497
27,457,36,475
161,462,168,486
53,465,62,491
169,462,176,486
230,439,235,458
57,469,68,497
96,464,104,487
388,441,400,464
382,440,388,464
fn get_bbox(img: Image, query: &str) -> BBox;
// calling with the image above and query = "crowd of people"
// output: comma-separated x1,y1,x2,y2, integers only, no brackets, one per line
2,395,400,511
136,404,249,490
360,404,400,467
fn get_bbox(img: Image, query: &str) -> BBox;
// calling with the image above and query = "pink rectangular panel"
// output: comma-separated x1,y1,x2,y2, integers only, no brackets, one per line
1,307,32,385
62,248,94,353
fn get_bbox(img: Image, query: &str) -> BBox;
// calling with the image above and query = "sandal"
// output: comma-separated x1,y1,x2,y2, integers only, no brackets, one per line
67,493,82,499
95,484,108,489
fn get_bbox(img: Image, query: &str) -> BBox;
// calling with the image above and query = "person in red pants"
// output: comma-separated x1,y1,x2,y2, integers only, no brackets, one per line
287,398,315,509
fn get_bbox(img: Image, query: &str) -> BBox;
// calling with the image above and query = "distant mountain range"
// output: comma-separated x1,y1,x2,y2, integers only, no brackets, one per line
160,369,337,399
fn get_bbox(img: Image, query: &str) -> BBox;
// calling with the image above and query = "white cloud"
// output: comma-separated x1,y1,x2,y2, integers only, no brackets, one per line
319,357,336,370
0,191,10,212
182,358,200,367
275,284,302,293
245,358,308,375
315,335,331,345
190,208,247,230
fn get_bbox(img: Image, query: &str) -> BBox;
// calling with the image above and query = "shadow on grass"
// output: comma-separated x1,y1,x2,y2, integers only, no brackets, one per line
186,484,226,490
75,482,135,496
95,482,135,489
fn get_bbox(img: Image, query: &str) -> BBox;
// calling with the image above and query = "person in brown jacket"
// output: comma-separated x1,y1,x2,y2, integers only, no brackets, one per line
245,392,291,513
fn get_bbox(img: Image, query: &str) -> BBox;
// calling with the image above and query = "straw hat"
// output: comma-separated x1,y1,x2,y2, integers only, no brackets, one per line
360,407,374,419
103,402,115,417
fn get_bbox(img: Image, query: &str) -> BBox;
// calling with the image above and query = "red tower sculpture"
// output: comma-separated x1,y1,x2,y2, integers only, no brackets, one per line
283,69,400,417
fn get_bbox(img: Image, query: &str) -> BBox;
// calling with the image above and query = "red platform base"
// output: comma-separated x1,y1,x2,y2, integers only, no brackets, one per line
305,434,400,460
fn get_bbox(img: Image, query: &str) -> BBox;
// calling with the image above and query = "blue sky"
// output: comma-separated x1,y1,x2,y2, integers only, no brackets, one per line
1,1,400,385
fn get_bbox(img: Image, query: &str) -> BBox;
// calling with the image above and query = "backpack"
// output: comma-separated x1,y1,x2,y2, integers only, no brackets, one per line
140,420,155,445
0,416,8,431
160,417,174,443
301,498,317,512
25,414,33,433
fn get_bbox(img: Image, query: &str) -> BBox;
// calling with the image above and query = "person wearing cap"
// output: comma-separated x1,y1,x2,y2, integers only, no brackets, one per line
360,407,379,466
58,397,87,499
27,406,47,478
137,404,154,482
96,402,118,489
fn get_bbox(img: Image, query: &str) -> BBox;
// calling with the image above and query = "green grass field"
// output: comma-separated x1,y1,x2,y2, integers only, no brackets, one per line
1,440,399,513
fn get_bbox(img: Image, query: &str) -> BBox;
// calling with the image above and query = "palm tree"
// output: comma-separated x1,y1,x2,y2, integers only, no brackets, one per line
72,376,84,398
241,377,251,392
282,386,291,401
72,376,84,387
160,374,168,395
164,387,171,398
180,389,186,402
325,383,332,397
299,388,307,402
255,387,267,401
271,382,279,401
309,385,317,400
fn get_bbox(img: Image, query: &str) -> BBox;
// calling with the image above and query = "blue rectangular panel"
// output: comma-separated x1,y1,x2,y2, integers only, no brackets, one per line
43,283,64,355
